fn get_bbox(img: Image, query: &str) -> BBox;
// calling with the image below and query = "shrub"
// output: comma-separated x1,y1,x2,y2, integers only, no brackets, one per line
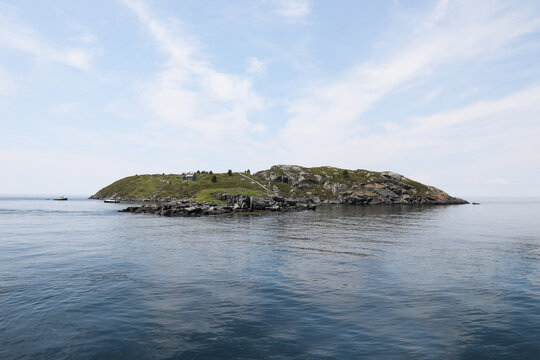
343,170,350,178
211,175,217,183
228,170,233,176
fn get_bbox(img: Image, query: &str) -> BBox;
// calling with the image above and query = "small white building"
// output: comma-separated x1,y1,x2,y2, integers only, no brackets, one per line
182,172,197,181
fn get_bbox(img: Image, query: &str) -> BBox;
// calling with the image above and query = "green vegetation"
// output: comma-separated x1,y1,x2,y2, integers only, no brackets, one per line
402,178,431,196
194,189,226,203
194,188,265,203
91,165,447,203
92,171,268,202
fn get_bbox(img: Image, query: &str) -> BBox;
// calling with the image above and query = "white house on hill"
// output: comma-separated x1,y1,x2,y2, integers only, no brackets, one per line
182,172,197,181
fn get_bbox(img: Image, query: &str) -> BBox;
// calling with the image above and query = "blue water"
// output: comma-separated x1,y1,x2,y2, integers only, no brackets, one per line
0,198,539,359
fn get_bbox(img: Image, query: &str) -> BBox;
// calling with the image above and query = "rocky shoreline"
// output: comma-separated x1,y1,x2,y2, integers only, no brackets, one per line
117,190,468,218
119,193,316,217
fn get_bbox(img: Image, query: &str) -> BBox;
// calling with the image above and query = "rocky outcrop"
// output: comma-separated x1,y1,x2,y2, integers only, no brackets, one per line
337,189,466,205
257,165,468,205
119,194,316,217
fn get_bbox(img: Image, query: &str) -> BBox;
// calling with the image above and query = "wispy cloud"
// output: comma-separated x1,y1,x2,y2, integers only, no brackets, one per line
278,0,540,164
270,0,311,22
121,0,264,140
365,84,540,160
423,88,442,103
0,6,95,71
0,67,17,95
246,56,266,76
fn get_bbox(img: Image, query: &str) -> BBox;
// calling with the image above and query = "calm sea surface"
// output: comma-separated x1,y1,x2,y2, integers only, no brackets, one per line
0,197,539,359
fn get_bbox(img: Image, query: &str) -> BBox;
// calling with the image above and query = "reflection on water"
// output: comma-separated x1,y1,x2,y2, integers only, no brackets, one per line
0,198,539,359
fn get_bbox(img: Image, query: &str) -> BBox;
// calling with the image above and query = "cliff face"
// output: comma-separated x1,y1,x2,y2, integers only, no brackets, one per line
90,165,468,205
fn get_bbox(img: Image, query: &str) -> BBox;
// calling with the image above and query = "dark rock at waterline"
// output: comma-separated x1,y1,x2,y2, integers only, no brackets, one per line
119,194,316,217
338,189,468,205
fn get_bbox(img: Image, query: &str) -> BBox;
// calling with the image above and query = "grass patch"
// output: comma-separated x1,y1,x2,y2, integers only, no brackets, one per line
93,172,270,201
193,188,265,203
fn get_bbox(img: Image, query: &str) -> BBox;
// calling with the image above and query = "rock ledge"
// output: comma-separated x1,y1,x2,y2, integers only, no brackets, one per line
119,193,316,217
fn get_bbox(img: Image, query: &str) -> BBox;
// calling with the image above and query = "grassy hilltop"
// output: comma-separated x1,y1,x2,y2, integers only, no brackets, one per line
90,165,467,205
90,171,265,203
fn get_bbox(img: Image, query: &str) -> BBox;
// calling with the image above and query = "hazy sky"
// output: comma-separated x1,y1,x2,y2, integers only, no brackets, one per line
1,0,539,197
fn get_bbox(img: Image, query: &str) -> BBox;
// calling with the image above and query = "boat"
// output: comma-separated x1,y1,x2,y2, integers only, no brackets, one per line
53,196,68,201
104,198,120,203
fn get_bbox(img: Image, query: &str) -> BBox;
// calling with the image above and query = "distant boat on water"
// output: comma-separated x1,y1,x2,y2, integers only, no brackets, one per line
104,198,120,203
53,196,68,201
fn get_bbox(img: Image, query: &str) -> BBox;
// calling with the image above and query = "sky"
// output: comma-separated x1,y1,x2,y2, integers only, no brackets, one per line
1,0,539,197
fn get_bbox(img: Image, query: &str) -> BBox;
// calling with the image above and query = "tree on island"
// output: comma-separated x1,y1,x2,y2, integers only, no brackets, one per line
211,175,217,183
228,170,233,176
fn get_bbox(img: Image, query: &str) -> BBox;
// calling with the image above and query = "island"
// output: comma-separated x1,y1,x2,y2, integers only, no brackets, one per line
90,165,468,216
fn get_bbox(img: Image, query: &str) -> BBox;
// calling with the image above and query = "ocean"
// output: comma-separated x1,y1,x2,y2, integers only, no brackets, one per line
1,197,539,359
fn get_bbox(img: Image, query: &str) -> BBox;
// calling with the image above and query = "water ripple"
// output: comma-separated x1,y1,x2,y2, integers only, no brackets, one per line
0,199,539,359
